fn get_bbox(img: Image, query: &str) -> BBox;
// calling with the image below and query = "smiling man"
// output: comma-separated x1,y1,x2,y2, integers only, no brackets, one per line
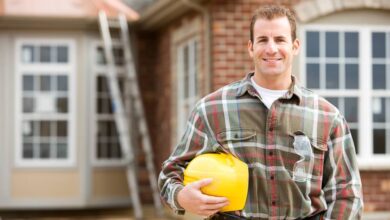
158,5,363,220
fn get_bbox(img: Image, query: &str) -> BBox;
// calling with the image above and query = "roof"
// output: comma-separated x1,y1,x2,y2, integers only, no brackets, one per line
138,0,207,30
0,0,139,21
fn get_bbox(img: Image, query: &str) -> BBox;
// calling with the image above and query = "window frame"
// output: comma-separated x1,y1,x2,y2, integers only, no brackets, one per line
176,38,200,141
300,25,390,169
89,40,128,167
14,38,76,167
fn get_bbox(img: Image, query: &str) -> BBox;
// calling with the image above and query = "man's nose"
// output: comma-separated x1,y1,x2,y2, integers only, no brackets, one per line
265,41,277,54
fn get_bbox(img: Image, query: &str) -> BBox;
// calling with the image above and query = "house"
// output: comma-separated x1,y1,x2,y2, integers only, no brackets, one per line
0,0,147,209
135,0,390,218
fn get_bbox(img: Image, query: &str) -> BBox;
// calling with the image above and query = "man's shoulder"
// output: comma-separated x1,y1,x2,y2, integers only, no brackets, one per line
201,80,243,102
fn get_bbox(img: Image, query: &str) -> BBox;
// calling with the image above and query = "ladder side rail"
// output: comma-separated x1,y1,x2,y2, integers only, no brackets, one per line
98,11,143,219
118,14,164,214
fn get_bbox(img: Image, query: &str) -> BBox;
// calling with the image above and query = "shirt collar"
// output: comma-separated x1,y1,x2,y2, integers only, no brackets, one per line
236,72,302,105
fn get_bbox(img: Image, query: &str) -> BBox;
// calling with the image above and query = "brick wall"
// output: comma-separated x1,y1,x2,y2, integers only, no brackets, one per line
361,171,390,212
210,0,301,90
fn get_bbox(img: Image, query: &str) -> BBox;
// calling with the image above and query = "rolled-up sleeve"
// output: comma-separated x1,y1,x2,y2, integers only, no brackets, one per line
158,103,218,212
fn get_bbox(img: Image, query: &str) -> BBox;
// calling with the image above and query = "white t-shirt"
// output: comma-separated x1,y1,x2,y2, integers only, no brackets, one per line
251,77,288,109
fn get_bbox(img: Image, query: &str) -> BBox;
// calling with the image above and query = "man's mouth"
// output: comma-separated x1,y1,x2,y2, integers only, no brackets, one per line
262,58,282,61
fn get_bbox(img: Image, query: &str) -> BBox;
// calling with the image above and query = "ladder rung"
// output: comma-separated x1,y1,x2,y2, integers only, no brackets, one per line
108,19,121,29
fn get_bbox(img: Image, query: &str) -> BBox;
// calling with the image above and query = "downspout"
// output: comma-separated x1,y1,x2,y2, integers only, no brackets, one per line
181,0,212,93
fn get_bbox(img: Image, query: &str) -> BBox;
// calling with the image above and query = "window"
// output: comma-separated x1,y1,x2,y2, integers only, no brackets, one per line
15,39,75,167
91,41,126,165
176,39,199,139
302,26,390,168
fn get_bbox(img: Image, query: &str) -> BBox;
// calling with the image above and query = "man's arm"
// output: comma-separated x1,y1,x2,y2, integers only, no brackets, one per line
158,104,228,216
322,114,364,220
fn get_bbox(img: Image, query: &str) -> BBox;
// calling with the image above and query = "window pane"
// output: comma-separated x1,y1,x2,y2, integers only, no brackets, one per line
57,143,67,158
373,129,386,154
326,32,339,57
345,32,359,58
23,142,34,158
23,75,34,91
110,121,118,137
40,46,51,62
57,75,68,91
56,97,68,113
373,97,385,122
39,143,50,158
350,129,359,154
97,47,106,64
372,32,386,58
325,97,339,108
57,121,68,137
40,75,51,91
98,142,108,158
345,98,358,122
23,121,35,137
40,120,51,137
372,64,386,89
306,64,320,89
113,47,124,65
23,97,34,113
306,31,319,57
97,76,108,92
326,64,339,89
112,142,122,158
345,64,359,89
57,46,68,63
22,45,35,63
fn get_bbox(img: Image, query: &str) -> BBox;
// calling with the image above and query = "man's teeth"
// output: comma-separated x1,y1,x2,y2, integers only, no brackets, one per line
263,58,282,61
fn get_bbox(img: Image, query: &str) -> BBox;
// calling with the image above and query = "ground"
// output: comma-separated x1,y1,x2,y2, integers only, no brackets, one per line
0,205,184,220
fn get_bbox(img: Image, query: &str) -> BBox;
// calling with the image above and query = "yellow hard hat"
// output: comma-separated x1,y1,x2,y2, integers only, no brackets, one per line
183,153,249,212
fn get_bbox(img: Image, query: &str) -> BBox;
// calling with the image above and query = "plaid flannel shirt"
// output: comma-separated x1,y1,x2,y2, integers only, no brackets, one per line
158,72,363,219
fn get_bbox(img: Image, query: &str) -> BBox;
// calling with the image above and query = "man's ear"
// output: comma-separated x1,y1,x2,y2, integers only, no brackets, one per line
248,40,254,57
293,39,300,55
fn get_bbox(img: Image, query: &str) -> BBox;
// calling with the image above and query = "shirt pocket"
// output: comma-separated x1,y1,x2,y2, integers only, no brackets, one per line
216,129,257,159
289,131,328,183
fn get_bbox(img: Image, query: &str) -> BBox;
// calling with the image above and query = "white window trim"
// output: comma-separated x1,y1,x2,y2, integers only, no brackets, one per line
89,40,127,167
176,38,199,142
300,25,390,169
14,38,77,167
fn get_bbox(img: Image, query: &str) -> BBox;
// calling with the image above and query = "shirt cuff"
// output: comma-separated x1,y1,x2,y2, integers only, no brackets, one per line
173,184,185,215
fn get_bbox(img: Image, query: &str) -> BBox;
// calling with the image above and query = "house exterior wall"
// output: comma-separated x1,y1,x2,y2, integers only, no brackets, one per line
139,0,390,214
0,28,135,209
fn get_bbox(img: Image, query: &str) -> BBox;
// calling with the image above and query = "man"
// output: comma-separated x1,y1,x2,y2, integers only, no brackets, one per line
158,5,363,220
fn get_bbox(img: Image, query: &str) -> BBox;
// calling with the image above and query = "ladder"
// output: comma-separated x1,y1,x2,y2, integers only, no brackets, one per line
98,11,163,219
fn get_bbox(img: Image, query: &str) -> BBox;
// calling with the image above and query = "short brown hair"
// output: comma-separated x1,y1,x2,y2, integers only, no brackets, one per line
250,5,297,42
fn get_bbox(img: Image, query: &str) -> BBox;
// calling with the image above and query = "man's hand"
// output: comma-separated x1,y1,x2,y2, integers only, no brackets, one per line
177,178,229,217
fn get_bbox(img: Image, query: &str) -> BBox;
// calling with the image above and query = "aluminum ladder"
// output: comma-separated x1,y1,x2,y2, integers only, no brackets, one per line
98,11,163,219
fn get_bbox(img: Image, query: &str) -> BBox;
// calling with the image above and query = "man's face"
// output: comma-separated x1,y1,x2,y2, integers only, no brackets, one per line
248,16,300,78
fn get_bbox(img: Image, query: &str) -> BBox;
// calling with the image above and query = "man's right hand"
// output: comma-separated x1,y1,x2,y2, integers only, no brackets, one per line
177,178,230,217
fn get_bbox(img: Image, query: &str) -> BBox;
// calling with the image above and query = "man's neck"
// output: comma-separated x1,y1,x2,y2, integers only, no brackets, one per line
252,73,292,90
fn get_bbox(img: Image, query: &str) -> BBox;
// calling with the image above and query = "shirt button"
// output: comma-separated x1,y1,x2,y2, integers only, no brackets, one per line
270,175,274,180
269,151,273,156
272,201,276,206
269,127,273,131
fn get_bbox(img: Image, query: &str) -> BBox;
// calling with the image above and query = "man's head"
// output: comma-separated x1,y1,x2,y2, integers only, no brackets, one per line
247,5,300,89
250,5,297,43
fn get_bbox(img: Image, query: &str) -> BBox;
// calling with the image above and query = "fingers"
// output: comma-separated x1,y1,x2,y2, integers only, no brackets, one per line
191,178,213,189
202,194,229,204
200,200,229,210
